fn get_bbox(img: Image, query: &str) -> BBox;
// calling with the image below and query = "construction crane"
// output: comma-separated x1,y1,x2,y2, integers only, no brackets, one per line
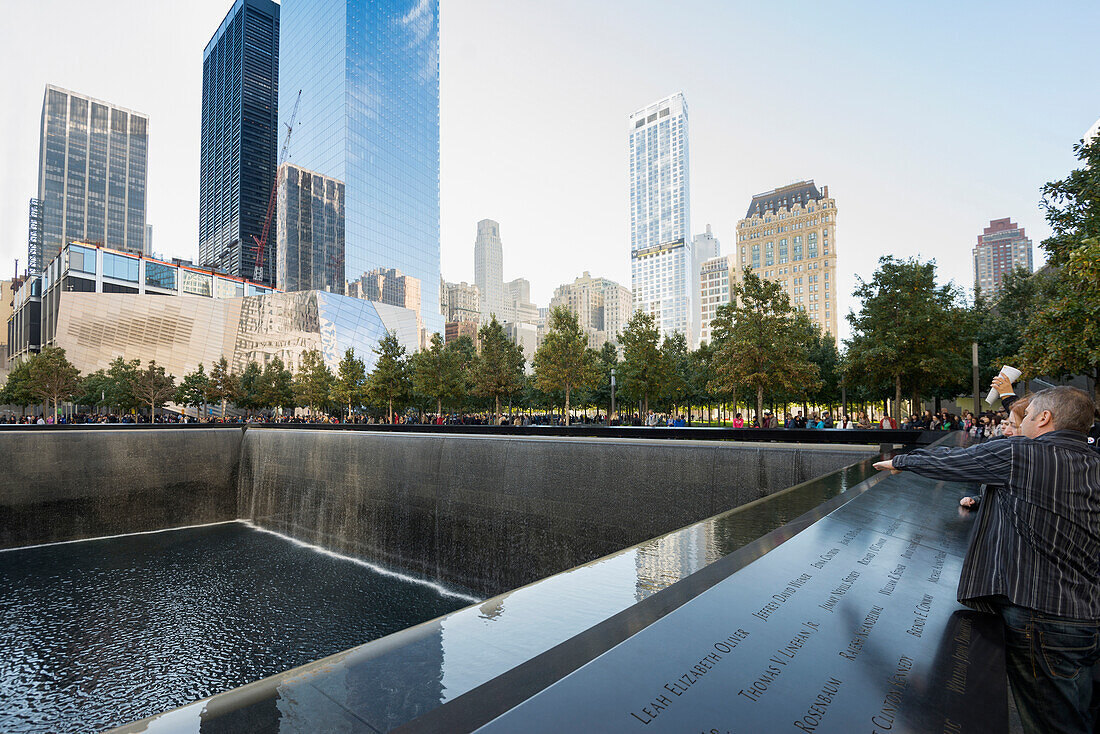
252,89,302,284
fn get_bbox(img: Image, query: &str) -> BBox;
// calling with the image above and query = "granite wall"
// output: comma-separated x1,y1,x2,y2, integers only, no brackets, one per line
0,428,243,549
239,430,875,597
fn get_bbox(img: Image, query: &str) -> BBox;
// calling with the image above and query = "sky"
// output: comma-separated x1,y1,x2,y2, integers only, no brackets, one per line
1,0,1097,342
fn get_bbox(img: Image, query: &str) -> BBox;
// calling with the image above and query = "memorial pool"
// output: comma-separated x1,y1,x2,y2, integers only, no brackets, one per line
0,522,476,734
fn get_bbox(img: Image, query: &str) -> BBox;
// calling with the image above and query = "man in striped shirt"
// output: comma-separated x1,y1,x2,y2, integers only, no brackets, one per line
875,386,1100,734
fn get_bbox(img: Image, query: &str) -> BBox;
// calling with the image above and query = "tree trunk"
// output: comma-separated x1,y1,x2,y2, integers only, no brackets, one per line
564,386,571,426
388,398,393,422
494,395,500,419
756,384,764,425
437,398,442,419
894,374,902,424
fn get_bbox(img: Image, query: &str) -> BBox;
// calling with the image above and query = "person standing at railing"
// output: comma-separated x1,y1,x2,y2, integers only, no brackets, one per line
874,386,1100,734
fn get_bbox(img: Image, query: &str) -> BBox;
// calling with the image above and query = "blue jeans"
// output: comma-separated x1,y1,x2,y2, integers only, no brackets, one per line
999,602,1100,734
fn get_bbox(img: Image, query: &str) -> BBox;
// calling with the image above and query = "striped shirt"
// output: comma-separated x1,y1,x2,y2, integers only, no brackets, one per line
893,430,1100,619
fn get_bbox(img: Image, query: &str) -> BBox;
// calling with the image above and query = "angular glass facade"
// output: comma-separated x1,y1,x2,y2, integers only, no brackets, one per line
200,0,280,285
276,163,345,294
279,0,441,335
37,86,147,263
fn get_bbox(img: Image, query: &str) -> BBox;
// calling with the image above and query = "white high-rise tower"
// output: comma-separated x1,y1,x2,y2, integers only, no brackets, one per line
629,93,693,343
474,219,504,322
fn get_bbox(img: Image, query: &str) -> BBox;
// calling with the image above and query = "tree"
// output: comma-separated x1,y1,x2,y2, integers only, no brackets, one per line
618,311,664,414
686,341,717,424
332,348,369,419
412,333,466,418
659,331,692,417
27,346,81,418
973,268,1047,387
76,369,112,411
257,357,295,414
207,356,241,418
445,335,477,410
293,349,334,415
105,357,141,413
473,317,525,418
175,364,210,417
368,332,411,420
710,269,820,421
802,316,842,409
533,306,598,425
236,360,263,415
1015,137,1100,400
131,361,176,418
0,359,36,416
844,256,970,421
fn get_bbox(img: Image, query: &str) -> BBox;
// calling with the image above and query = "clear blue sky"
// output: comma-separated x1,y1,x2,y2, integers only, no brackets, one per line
1,0,1096,340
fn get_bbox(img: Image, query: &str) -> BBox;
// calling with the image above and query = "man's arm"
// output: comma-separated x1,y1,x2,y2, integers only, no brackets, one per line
875,440,1013,485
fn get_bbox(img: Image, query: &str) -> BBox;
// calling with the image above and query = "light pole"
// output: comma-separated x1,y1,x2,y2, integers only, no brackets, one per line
971,342,980,417
610,368,616,423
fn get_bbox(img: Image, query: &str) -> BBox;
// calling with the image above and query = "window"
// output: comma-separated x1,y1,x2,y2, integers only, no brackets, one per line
181,270,212,297
68,245,97,274
145,261,176,290
103,252,139,282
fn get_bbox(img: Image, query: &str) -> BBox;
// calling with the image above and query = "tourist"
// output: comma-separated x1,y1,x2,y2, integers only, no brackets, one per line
880,413,898,429
760,410,779,429
839,413,856,429
856,411,872,429
732,413,744,428
793,411,807,429
960,397,1030,510
993,373,1100,455
821,411,835,428
874,387,1100,733
784,412,796,428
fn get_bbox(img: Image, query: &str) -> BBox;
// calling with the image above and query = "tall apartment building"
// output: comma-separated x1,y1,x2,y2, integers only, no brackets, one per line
692,224,720,346
279,0,441,335
474,219,504,322
348,267,421,312
199,0,280,285
1087,117,1100,144
698,255,733,345
36,85,148,268
443,281,480,323
629,93,693,344
973,218,1033,298
550,271,633,349
734,181,838,337
275,164,345,293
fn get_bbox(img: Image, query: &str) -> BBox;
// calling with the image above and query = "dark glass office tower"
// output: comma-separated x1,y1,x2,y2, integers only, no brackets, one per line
279,0,441,335
200,0,279,285
37,85,148,265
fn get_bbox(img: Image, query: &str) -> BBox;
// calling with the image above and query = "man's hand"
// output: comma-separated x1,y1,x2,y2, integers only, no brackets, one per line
991,373,1014,397
960,496,978,508
873,459,897,472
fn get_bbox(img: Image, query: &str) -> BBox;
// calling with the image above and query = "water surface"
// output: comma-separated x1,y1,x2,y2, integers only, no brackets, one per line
0,522,473,734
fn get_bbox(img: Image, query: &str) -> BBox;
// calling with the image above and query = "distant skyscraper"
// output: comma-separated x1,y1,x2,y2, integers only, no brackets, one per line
279,0,441,334
550,271,633,349
200,0,280,285
275,164,345,293
502,278,539,324
474,219,504,322
973,218,1033,298
698,255,732,346
629,93,693,344
443,281,480,323
1087,117,1100,144
348,267,421,312
36,85,148,263
735,181,838,337
691,224,719,347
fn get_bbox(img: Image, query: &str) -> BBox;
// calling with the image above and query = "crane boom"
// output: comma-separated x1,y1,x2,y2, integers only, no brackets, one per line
252,89,302,283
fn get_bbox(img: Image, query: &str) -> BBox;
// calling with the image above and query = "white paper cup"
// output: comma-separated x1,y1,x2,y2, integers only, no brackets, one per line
986,365,1022,406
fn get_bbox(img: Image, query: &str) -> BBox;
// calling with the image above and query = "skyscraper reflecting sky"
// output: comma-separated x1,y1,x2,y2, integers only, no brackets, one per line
629,93,693,343
279,0,441,335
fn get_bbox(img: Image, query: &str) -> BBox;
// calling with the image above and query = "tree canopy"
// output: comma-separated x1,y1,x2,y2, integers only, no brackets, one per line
533,306,598,424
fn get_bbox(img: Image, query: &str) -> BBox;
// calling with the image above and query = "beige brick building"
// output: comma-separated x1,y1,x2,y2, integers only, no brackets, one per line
734,181,838,338
549,271,633,350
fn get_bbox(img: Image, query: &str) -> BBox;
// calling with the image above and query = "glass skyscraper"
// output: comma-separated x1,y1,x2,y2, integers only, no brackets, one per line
629,93,694,344
199,0,280,285
37,85,148,268
276,163,346,294
279,0,441,335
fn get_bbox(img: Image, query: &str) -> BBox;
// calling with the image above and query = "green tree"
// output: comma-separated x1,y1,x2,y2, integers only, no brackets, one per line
445,335,477,411
1015,137,1100,399
686,341,717,424
710,269,820,421
0,359,36,416
105,357,141,413
658,331,692,417
412,333,467,417
27,346,81,418
473,317,525,418
131,360,176,418
332,348,369,419
258,357,295,414
76,369,112,410
175,363,210,417
802,316,841,409
618,311,664,414
207,356,241,418
533,306,598,425
368,332,411,420
844,256,970,421
293,350,334,415
236,360,263,415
